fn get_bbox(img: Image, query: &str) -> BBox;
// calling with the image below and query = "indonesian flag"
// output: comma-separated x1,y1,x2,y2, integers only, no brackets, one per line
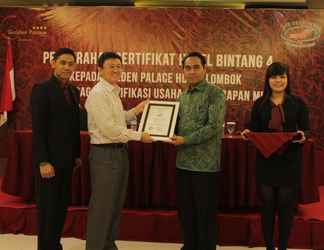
0,39,15,127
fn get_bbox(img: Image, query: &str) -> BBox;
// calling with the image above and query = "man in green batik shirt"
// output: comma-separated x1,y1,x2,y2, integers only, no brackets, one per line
170,52,225,250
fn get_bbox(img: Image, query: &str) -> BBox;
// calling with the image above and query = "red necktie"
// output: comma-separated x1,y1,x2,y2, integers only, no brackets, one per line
63,86,72,105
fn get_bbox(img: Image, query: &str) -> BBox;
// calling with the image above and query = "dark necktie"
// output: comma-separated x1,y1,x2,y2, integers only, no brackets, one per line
63,85,72,105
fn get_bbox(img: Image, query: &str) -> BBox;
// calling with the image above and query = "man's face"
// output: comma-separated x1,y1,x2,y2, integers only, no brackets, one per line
51,54,76,82
183,56,206,86
99,58,122,85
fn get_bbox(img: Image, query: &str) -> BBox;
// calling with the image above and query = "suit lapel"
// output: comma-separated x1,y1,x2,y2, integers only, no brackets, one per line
67,85,79,107
48,76,70,108
48,76,79,113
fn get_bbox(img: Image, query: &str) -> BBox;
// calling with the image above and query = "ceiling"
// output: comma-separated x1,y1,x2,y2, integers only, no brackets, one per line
0,0,323,9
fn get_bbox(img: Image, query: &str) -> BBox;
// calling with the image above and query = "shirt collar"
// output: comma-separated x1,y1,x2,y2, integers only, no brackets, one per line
187,79,207,93
98,77,120,95
52,74,69,89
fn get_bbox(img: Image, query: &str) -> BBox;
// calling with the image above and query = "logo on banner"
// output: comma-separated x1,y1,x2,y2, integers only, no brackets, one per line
281,21,321,48
1,16,48,40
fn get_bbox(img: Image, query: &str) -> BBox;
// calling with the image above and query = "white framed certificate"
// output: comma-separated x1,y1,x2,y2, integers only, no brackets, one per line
138,100,180,141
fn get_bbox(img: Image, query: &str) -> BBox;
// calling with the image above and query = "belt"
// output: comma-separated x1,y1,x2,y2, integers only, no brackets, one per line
91,143,126,148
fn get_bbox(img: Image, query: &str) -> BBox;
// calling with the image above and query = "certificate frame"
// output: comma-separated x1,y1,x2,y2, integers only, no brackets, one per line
138,100,180,141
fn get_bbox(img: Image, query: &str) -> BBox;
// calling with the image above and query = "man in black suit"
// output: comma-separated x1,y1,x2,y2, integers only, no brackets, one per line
31,48,81,250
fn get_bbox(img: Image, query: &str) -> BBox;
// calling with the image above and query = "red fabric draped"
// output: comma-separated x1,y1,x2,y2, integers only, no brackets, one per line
247,132,297,158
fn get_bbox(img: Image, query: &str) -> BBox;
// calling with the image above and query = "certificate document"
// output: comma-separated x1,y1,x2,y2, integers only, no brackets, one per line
138,100,180,141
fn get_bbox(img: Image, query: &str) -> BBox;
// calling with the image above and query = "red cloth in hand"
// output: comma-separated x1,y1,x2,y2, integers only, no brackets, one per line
246,132,297,158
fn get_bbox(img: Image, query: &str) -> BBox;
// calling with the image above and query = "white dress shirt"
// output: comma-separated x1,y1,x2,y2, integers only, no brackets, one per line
85,78,142,144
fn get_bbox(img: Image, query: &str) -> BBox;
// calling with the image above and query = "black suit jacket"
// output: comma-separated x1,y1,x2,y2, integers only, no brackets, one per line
31,75,80,169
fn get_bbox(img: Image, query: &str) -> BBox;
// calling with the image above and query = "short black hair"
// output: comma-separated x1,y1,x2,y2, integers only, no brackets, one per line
53,47,76,61
182,52,206,68
98,52,122,68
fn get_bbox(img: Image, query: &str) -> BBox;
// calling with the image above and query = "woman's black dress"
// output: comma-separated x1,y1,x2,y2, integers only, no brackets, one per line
248,94,309,187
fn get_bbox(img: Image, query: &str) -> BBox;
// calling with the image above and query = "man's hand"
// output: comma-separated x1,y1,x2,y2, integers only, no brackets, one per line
169,135,185,145
74,158,82,172
292,130,306,144
39,162,55,178
240,129,251,140
141,132,153,143
134,99,149,115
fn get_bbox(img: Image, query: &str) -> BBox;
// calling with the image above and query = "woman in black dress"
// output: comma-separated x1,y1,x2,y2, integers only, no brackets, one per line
241,62,309,250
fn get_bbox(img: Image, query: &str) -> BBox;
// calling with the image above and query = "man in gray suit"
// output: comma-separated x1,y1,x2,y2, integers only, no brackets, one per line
85,52,152,250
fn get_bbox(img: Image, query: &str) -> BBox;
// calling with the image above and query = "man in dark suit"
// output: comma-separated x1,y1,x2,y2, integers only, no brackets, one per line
31,47,81,250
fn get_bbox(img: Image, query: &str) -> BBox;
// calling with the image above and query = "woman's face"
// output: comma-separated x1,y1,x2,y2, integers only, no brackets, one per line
269,74,288,94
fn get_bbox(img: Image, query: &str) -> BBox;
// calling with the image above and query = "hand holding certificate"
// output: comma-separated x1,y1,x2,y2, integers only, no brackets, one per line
138,100,179,141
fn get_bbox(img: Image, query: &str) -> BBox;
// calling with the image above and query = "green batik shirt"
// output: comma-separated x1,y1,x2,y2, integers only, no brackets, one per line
176,80,225,172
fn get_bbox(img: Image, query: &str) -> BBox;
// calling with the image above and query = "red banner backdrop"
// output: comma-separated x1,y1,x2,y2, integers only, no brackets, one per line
0,7,324,151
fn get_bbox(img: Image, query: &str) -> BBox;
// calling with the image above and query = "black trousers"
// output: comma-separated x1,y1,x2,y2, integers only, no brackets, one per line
258,185,297,250
35,166,73,250
176,168,219,250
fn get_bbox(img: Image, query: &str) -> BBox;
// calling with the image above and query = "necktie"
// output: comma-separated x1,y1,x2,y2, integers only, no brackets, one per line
63,85,72,105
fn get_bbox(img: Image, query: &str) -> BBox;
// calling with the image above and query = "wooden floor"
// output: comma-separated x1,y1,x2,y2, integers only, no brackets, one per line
0,234,309,250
